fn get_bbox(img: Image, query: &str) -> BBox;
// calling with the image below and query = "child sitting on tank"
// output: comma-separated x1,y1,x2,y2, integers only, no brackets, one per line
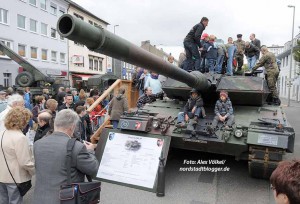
207,91,235,134
176,89,205,128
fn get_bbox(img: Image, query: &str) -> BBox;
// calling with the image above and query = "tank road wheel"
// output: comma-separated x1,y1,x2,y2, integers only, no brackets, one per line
248,146,284,179
16,71,34,87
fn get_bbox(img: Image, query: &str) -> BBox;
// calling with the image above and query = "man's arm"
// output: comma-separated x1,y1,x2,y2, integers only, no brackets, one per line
194,24,204,47
252,55,267,71
136,96,146,108
76,144,99,176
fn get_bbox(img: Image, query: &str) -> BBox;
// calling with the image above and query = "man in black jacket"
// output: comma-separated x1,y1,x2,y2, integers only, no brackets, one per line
245,41,260,71
183,17,209,71
34,110,53,142
58,94,75,111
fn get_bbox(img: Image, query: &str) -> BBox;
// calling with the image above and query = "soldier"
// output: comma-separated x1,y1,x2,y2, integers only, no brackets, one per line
234,34,246,73
251,46,280,105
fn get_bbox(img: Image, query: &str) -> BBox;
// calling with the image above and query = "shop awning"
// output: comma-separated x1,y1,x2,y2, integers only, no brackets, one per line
72,74,93,81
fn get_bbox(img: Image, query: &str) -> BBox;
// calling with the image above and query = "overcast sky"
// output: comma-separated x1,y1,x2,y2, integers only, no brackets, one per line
73,0,300,58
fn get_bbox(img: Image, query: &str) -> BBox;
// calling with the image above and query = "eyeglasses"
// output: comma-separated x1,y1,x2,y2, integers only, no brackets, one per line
270,184,276,191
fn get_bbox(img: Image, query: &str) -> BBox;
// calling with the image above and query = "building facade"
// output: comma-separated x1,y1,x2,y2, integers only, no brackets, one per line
277,33,300,102
67,1,109,90
141,40,178,66
0,0,69,88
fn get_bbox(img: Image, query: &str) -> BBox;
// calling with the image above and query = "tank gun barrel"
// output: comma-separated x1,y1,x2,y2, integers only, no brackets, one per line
57,14,210,90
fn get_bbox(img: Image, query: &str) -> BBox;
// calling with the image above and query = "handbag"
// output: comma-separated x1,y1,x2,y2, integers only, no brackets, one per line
1,130,32,196
59,138,101,204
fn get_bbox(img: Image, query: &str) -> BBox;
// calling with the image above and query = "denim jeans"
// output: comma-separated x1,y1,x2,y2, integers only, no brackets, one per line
247,56,257,71
216,55,225,73
111,120,119,129
200,58,208,73
177,107,202,123
0,183,23,204
207,58,216,74
184,41,201,71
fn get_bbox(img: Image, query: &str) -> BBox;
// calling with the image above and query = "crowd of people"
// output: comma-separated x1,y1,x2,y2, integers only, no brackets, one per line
181,16,264,75
0,84,131,203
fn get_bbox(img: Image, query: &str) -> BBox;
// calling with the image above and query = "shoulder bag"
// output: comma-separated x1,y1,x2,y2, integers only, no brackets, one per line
1,130,32,196
59,138,101,204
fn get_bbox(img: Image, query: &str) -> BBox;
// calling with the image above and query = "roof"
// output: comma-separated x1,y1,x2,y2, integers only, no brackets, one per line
66,0,110,25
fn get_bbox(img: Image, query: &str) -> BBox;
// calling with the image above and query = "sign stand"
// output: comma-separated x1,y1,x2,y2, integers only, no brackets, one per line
94,128,171,193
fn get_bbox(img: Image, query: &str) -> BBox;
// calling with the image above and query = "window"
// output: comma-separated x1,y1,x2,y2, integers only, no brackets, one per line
30,19,37,32
89,58,93,70
17,14,26,29
88,20,93,25
0,8,8,24
41,49,47,60
40,0,46,10
51,28,56,38
94,59,98,71
99,60,103,71
51,51,57,62
18,44,26,57
41,23,47,35
73,13,83,20
58,8,65,16
3,73,12,87
29,0,37,6
60,53,65,63
94,22,98,27
0,40,12,56
50,3,57,15
30,47,37,59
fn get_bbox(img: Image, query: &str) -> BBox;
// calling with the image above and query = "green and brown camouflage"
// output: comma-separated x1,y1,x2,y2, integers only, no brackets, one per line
234,39,245,55
57,14,295,179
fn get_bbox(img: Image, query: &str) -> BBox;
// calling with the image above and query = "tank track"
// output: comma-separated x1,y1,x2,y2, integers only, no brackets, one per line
248,146,284,179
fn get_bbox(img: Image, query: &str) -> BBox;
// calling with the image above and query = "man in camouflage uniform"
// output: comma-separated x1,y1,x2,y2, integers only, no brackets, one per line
252,46,280,105
234,34,246,72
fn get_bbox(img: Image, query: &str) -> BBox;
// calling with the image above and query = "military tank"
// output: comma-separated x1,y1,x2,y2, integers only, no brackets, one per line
0,41,69,96
57,14,295,179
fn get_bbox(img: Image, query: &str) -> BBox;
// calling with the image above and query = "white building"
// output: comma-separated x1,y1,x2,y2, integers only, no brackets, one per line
67,1,109,90
0,0,69,88
277,33,300,102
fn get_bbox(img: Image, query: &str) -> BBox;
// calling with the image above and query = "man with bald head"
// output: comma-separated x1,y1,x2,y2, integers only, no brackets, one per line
34,110,53,142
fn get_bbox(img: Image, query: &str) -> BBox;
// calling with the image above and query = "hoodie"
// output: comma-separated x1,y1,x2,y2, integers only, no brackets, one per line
108,94,128,120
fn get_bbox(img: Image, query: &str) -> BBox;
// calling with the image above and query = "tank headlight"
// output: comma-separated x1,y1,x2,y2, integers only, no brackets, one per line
234,129,243,138
153,121,160,129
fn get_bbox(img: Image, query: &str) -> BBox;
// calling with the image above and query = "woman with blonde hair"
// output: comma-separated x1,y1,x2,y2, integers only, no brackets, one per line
0,107,35,203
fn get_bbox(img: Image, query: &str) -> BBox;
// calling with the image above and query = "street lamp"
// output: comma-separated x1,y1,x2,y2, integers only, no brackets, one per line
287,5,295,107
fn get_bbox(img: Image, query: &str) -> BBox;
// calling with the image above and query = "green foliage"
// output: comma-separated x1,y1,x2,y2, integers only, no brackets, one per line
293,39,300,62
294,39,300,75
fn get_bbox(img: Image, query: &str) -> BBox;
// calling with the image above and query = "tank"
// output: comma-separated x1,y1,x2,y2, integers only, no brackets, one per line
87,73,119,92
57,14,295,179
0,41,69,96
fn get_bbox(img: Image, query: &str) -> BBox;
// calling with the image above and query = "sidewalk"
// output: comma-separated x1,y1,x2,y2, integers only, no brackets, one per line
280,97,300,108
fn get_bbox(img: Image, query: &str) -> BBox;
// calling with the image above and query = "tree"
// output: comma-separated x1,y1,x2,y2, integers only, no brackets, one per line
293,39,300,75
